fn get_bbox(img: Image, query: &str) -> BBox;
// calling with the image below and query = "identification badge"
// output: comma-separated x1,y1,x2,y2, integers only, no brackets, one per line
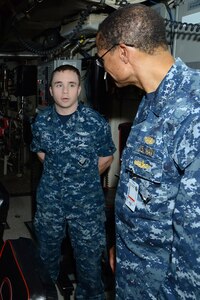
125,179,139,212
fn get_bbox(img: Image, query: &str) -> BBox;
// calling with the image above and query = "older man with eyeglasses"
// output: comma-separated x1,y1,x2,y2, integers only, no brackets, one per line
96,4,200,300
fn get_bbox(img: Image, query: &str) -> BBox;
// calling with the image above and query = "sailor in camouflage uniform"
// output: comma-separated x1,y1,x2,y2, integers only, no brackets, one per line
31,64,116,300
96,4,200,300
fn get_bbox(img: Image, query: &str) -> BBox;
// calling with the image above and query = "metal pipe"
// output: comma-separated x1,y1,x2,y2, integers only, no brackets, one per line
0,52,41,57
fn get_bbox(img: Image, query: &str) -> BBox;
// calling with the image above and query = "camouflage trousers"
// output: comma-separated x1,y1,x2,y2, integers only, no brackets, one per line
34,180,106,300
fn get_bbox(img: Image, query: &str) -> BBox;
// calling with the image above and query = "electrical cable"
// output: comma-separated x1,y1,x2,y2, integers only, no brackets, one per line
12,4,94,57
11,2,200,58
165,19,200,33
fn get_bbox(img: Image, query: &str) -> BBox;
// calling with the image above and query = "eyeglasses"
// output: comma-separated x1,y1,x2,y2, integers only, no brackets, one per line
96,43,134,68
96,44,119,68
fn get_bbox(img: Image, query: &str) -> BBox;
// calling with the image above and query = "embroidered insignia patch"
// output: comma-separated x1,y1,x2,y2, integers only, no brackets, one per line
144,136,155,145
138,146,154,157
134,160,151,169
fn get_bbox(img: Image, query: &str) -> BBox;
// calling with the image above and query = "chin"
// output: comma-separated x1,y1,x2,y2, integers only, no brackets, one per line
115,82,128,88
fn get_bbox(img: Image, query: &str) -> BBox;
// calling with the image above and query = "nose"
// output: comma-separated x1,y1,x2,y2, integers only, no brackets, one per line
63,85,69,93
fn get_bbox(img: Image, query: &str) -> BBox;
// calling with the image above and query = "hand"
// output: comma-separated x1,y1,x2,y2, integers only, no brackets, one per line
109,245,116,273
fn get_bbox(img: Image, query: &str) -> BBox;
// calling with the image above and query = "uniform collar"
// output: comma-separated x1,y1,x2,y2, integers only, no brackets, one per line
139,58,187,120
50,102,83,123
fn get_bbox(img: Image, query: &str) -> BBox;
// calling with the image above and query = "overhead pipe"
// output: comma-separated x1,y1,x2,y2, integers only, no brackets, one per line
0,52,41,57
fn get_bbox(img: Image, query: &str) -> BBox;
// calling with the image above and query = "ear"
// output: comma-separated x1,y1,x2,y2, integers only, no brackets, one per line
49,86,53,96
119,44,131,64
78,85,81,96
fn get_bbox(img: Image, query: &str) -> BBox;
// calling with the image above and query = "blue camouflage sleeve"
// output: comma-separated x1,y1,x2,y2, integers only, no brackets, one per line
173,112,200,169
96,118,116,157
30,115,44,153
159,108,200,298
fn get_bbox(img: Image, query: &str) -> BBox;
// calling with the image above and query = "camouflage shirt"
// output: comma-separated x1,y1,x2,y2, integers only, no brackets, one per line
31,103,116,201
116,58,200,299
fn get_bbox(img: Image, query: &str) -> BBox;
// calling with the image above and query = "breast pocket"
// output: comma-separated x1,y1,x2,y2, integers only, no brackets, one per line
124,141,173,218
68,134,97,173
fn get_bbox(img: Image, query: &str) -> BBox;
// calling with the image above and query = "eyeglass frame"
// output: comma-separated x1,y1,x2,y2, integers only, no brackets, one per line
96,43,134,68
96,44,118,68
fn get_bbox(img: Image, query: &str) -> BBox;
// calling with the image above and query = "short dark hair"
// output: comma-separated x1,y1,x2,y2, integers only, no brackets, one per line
49,64,81,86
97,4,168,54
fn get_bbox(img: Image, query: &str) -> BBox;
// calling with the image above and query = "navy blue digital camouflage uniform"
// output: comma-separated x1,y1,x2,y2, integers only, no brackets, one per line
31,103,116,300
115,58,200,299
